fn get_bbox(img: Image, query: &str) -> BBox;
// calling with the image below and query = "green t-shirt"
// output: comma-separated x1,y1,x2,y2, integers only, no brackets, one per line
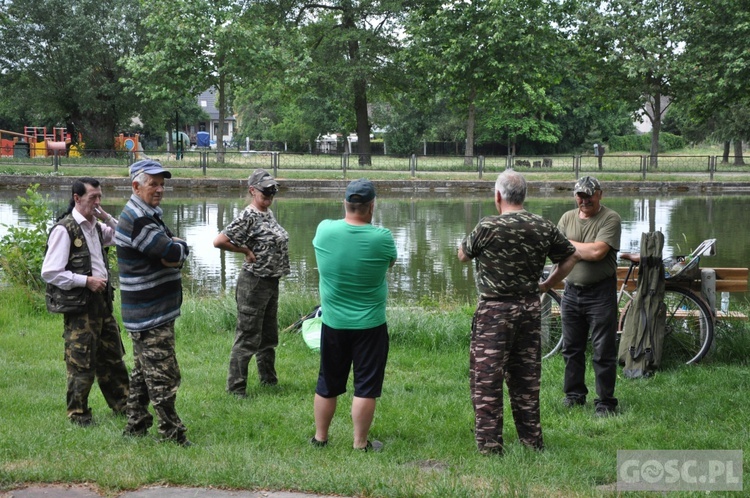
557,205,621,286
313,219,397,330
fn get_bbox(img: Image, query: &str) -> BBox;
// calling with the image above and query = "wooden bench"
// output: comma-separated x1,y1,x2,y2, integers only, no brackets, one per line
551,266,748,320
613,267,747,292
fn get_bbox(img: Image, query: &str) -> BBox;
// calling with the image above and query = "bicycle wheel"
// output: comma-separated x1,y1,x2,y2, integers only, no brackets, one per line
541,290,563,359
661,286,714,366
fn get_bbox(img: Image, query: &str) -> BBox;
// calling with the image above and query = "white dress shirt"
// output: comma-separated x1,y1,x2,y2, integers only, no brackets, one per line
41,209,117,289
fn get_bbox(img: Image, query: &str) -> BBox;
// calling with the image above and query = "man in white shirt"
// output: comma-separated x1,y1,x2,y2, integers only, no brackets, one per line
41,178,129,427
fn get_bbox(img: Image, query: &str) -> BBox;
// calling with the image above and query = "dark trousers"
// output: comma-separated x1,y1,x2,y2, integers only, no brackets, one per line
561,277,618,408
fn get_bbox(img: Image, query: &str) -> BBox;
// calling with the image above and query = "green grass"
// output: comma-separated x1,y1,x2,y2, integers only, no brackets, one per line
1,145,749,183
1,285,749,497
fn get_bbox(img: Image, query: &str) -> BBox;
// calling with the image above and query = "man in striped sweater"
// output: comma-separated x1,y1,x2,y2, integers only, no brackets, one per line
115,160,192,446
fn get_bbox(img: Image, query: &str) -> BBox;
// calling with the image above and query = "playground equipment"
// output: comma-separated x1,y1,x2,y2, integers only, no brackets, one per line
0,126,74,158
115,133,146,160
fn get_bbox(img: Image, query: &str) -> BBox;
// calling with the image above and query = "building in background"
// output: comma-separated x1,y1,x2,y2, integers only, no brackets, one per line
192,89,236,146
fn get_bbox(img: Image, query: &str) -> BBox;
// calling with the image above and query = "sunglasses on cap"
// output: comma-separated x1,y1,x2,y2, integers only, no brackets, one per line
257,185,278,197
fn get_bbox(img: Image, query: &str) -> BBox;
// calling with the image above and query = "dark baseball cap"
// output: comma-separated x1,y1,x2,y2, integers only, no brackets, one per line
129,160,171,180
345,178,376,203
573,176,601,196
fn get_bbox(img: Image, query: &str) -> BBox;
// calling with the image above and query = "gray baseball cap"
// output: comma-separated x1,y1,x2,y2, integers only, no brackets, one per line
129,160,171,180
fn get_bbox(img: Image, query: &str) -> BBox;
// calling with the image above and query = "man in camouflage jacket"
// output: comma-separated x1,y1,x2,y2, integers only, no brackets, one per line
458,170,580,455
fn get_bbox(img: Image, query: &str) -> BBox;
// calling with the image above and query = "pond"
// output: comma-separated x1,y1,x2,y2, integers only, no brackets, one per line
1,188,748,303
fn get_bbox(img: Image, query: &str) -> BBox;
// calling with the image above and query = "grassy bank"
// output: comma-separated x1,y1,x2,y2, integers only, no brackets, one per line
1,144,749,184
1,285,749,497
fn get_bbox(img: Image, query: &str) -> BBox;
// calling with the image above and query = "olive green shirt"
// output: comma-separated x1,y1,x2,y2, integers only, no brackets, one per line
557,205,621,286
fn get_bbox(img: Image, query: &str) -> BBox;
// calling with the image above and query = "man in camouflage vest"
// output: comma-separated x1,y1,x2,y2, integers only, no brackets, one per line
458,170,580,455
41,177,129,427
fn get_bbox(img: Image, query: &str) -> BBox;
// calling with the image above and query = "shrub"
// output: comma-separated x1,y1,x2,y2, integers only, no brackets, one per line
0,184,53,291
609,132,686,152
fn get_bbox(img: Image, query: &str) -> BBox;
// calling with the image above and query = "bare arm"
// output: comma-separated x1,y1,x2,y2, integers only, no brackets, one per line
457,246,471,263
213,232,256,263
538,251,582,294
570,240,611,262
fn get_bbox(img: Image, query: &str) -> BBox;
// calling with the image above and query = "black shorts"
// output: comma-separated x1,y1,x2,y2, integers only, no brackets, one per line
315,322,389,399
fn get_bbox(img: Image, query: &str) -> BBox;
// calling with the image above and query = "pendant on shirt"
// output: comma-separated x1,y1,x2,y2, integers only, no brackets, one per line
73,238,83,248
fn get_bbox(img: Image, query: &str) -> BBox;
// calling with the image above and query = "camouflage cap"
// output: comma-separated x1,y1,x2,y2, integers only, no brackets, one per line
248,168,279,190
573,176,601,196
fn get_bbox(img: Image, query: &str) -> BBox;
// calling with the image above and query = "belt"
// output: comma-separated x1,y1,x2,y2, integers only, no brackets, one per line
565,276,615,291
480,294,535,303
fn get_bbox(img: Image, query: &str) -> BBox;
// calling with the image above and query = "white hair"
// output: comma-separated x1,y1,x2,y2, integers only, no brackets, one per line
495,170,527,205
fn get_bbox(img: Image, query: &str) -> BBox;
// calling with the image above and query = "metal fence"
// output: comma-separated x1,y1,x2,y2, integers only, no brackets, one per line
1,148,748,180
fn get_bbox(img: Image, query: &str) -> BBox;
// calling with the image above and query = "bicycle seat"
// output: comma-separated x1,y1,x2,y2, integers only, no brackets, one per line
620,253,640,264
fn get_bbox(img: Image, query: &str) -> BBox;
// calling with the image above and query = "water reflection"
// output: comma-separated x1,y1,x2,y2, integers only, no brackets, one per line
0,189,747,302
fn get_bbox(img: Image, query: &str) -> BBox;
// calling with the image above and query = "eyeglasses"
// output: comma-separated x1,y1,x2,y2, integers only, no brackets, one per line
257,186,278,197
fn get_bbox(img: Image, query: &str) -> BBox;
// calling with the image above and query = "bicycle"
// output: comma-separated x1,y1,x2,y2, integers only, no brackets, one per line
540,251,715,366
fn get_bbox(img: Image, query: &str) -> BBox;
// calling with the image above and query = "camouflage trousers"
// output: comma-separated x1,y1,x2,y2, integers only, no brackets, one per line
125,321,187,442
62,292,129,424
470,296,544,454
227,272,279,395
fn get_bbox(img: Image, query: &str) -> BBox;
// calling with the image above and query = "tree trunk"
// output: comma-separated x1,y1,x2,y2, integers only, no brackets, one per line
649,94,661,169
342,7,371,167
733,140,745,165
353,77,371,166
464,88,476,167
216,69,227,164
722,141,730,163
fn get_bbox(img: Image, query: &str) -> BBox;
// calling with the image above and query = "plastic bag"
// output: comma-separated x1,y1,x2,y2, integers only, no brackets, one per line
301,309,322,352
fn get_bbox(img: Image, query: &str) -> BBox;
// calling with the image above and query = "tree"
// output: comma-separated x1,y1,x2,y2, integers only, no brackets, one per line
288,0,410,165
576,0,689,167
122,0,279,160
405,0,569,164
0,0,144,149
674,0,750,162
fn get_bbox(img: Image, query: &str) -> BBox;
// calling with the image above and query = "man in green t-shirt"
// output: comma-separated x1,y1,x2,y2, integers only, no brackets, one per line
557,176,622,417
311,179,397,452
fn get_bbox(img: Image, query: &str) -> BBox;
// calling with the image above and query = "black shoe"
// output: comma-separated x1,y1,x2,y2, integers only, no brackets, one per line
478,446,504,456
562,396,586,408
161,435,193,447
356,440,383,452
594,405,617,417
310,437,328,448
177,438,194,447
123,427,148,438
71,417,95,427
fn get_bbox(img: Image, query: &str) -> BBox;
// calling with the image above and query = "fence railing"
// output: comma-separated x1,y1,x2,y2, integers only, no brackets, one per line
1,149,749,180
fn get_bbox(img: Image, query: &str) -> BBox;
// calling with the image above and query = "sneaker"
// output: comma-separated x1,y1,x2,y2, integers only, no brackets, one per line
356,440,383,452
562,397,586,408
594,405,617,418
310,437,328,448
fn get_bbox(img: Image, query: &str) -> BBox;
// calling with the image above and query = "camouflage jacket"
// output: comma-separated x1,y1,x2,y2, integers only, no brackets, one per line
461,209,575,299
222,206,290,278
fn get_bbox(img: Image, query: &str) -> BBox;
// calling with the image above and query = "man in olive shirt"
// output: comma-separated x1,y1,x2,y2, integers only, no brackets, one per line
557,176,622,417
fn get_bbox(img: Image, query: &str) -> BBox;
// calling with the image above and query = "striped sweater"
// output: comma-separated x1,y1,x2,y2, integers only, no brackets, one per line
115,194,189,332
